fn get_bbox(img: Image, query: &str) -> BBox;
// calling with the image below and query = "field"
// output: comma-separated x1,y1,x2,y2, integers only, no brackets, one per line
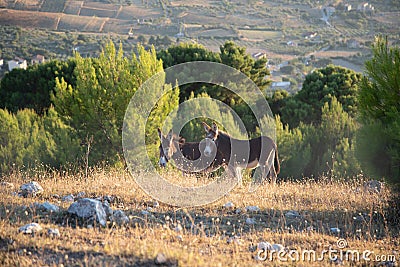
0,0,399,66
0,168,398,266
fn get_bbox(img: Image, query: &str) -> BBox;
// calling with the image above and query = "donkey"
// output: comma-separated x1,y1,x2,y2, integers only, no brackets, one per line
158,128,224,174
202,122,280,184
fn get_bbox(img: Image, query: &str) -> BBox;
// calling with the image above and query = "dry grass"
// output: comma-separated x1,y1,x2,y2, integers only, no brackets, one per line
0,167,398,266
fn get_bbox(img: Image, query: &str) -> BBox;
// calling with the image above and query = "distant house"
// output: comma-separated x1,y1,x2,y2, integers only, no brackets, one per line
303,32,318,39
271,81,291,91
8,57,27,71
252,52,267,60
344,4,352,12
31,54,45,65
357,2,374,12
287,41,297,46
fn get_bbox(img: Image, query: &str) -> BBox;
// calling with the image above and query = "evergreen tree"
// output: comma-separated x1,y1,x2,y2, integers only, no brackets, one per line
0,59,76,114
357,37,400,183
53,41,179,165
281,65,362,128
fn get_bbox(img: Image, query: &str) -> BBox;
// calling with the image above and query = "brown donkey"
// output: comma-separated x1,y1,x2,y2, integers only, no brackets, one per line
158,128,225,173
202,122,280,184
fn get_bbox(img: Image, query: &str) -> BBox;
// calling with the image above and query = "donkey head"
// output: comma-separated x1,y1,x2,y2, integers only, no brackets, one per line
158,128,176,167
202,122,219,157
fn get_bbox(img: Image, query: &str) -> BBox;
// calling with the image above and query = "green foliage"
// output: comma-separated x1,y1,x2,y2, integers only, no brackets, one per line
0,108,79,174
0,59,76,114
176,92,247,142
157,41,270,103
219,41,269,91
357,37,400,183
280,65,362,127
277,97,360,178
53,41,178,165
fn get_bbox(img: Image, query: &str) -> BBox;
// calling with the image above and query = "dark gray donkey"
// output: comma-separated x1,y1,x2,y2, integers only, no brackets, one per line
158,128,225,174
202,122,280,184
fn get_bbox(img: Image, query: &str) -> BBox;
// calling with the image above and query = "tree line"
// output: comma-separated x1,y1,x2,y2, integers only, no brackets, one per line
0,38,398,184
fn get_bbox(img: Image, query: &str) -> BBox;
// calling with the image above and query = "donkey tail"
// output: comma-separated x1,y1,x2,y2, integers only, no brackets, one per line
274,145,280,175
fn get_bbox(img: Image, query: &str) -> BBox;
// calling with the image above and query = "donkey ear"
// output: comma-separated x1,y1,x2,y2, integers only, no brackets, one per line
202,122,211,133
167,129,173,139
157,128,162,139
212,122,218,134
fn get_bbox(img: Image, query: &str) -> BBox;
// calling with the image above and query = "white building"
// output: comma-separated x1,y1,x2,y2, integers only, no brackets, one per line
271,81,291,91
8,57,27,71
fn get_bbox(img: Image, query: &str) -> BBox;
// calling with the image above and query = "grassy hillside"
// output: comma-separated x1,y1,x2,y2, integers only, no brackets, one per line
0,168,398,266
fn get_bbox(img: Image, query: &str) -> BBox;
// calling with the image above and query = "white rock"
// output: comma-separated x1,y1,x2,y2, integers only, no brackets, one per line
246,218,256,225
67,198,107,227
37,202,60,213
111,210,129,226
62,194,75,203
227,236,241,245
174,224,183,232
223,202,235,209
47,228,60,238
102,201,113,217
19,182,43,197
141,210,150,216
330,227,341,234
155,252,167,265
245,206,260,212
285,210,301,219
76,192,86,199
19,223,42,234
272,243,285,252
257,241,273,251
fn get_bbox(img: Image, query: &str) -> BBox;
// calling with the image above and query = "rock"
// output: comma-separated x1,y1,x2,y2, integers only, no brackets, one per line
19,223,42,234
331,257,344,265
152,201,160,208
258,241,273,251
376,260,396,267
67,198,107,227
227,235,241,245
111,210,129,226
246,218,256,225
141,210,150,216
245,206,260,212
364,180,383,193
330,227,341,234
155,252,167,265
285,210,301,219
37,202,60,213
19,182,43,197
47,228,60,238
271,243,285,252
102,201,113,217
174,224,183,232
62,194,74,203
76,192,86,199
223,202,235,209
257,242,284,252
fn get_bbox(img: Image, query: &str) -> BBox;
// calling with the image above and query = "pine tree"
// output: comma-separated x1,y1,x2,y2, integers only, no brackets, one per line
357,37,400,183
